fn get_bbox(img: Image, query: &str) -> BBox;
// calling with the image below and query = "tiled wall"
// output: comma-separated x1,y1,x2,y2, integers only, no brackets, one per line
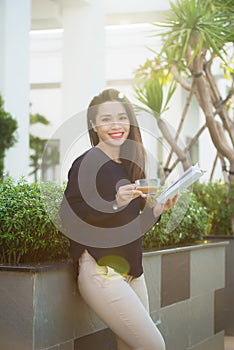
0,242,227,350
207,237,234,336
143,244,226,350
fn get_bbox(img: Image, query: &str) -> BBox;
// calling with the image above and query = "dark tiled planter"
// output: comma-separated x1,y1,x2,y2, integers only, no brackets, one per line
0,242,227,350
204,235,234,336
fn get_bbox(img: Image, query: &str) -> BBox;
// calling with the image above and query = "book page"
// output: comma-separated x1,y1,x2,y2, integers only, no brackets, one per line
156,164,206,203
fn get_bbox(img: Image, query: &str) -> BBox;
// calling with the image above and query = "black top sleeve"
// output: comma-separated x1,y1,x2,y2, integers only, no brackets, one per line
60,148,160,238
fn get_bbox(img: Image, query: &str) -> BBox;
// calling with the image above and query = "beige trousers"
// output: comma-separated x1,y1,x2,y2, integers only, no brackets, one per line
77,250,165,350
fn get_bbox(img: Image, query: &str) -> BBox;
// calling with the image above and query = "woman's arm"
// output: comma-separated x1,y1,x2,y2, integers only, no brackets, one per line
60,158,141,229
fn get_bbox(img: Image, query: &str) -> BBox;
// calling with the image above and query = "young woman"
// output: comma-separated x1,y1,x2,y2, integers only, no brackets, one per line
60,88,178,350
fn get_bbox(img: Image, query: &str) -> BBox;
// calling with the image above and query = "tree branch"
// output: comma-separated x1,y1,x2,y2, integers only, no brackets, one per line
164,79,196,170
205,61,234,145
157,118,191,171
171,65,192,91
215,121,234,161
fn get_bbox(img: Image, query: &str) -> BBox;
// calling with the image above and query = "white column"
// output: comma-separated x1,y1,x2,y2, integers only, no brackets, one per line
0,0,31,179
61,0,106,119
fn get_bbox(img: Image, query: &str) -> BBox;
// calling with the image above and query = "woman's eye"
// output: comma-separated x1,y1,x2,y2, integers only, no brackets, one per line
120,115,129,121
101,118,111,123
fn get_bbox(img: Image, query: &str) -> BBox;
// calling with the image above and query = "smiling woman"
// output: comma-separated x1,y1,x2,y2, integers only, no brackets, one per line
90,101,130,152
60,88,178,350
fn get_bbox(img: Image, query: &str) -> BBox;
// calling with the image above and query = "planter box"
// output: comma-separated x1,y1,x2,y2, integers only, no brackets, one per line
0,241,227,350
204,236,234,336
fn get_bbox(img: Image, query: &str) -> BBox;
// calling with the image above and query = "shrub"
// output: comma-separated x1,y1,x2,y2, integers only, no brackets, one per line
0,95,18,178
0,177,70,265
142,191,212,250
193,182,234,236
1,177,229,264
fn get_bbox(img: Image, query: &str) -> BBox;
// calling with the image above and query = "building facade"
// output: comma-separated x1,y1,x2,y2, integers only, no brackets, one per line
0,0,224,183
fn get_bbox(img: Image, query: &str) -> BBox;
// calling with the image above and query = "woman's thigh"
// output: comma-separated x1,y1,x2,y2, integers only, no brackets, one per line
115,274,150,350
78,251,165,350
127,274,149,313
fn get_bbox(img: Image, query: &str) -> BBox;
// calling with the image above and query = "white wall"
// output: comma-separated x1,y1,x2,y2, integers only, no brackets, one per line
0,0,31,179
28,0,223,182
105,0,171,13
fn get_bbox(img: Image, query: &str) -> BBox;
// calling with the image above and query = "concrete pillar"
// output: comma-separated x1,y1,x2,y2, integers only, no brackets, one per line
0,0,31,179
61,0,106,119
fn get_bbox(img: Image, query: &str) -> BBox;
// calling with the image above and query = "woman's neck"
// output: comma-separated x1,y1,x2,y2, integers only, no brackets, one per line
96,143,121,163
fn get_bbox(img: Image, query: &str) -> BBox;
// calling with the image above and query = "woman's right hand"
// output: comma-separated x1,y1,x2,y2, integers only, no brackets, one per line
115,184,142,208
152,193,179,218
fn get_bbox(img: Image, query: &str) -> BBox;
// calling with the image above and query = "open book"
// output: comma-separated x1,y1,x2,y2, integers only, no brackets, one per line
156,163,206,203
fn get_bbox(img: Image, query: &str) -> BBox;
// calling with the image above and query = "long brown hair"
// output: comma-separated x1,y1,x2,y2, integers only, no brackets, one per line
87,88,146,182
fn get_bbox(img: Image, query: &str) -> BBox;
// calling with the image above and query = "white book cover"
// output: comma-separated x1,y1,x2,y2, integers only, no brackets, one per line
156,163,206,203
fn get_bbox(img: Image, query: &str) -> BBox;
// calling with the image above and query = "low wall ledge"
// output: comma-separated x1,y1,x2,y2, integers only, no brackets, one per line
0,241,229,272
0,261,73,273
143,241,229,257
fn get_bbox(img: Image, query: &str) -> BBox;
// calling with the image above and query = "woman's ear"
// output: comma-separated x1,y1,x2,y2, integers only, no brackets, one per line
90,120,97,133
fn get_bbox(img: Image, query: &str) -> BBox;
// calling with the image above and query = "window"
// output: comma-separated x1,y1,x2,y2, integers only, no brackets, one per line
40,139,60,182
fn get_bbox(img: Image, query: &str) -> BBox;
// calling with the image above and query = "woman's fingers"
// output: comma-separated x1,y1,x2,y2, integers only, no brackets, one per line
153,193,179,218
116,185,142,207
163,193,180,211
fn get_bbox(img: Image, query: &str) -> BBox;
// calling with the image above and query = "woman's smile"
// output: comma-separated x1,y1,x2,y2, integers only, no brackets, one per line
108,131,125,139
92,101,130,148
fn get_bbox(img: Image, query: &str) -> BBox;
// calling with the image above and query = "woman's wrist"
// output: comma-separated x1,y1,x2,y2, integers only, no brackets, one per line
152,203,164,218
112,201,119,211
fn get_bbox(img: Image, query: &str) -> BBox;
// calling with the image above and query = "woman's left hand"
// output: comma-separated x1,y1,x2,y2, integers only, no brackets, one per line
152,193,179,218
115,184,142,208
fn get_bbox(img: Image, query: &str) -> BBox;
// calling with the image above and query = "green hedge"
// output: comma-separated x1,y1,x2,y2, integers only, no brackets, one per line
0,177,70,265
193,182,234,236
0,178,232,264
142,191,212,250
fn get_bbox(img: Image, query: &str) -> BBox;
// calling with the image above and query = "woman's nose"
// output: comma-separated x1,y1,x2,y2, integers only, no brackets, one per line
111,120,121,128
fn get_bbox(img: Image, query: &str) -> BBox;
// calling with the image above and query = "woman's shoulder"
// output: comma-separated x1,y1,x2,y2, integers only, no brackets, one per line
71,149,89,168
70,147,104,169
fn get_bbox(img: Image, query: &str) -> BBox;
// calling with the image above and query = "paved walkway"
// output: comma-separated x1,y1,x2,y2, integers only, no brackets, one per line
225,337,234,350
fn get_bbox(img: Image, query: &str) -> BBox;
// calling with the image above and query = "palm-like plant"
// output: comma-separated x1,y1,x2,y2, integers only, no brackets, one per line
135,0,234,232
157,0,232,61
134,78,176,118
134,78,192,173
156,0,234,171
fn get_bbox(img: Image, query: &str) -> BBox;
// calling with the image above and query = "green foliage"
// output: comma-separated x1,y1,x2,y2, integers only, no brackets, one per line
155,0,232,63
135,56,173,82
29,113,50,182
0,177,70,265
30,113,50,126
0,95,18,178
134,78,177,118
193,181,234,236
0,177,232,264
137,0,234,83
142,191,212,250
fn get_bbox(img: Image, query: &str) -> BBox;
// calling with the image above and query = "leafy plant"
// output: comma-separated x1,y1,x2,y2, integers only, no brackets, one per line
155,0,232,62
193,181,234,236
0,95,18,179
0,177,70,265
142,191,212,250
29,113,50,182
0,176,231,264
134,78,177,118
135,0,234,231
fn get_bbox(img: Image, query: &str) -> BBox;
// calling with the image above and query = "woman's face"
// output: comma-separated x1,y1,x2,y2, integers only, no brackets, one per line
92,101,130,147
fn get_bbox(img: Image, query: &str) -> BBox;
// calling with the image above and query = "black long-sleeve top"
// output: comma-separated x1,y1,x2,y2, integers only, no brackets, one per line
60,147,158,277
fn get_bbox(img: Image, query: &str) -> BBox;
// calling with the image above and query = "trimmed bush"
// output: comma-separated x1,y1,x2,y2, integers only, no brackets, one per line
1,177,230,264
193,182,234,236
0,177,70,265
142,191,212,250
